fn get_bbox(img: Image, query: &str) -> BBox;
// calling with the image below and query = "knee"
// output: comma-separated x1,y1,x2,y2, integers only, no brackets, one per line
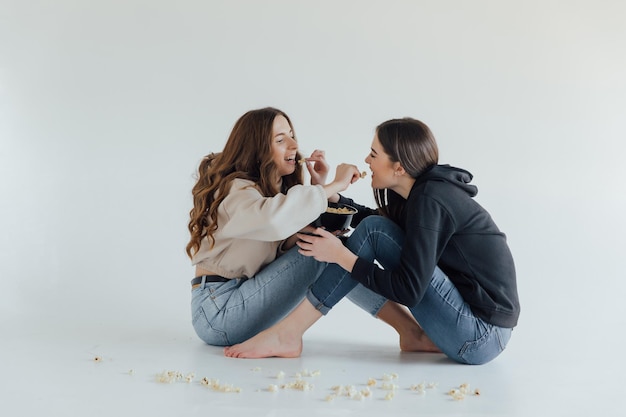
354,216,402,237
347,216,402,252
357,215,389,230
349,216,388,243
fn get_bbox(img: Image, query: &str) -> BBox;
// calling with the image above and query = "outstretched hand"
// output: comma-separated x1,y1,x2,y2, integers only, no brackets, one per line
320,162,364,201
333,163,363,190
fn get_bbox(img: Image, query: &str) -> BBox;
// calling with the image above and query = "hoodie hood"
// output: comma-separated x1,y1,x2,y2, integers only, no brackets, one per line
415,164,478,197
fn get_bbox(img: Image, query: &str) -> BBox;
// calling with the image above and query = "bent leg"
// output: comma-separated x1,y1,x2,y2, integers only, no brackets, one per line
310,217,438,352
224,217,403,358
192,247,327,346
224,216,435,358
409,267,512,364
307,216,405,314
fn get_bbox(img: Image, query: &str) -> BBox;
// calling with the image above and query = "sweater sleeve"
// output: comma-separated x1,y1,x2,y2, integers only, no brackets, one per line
350,194,454,306
219,180,328,241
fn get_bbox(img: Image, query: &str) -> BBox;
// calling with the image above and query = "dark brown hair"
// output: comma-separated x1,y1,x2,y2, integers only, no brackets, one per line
186,107,303,258
373,117,439,223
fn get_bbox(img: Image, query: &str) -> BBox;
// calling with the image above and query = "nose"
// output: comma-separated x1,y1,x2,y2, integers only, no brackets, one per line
287,136,298,149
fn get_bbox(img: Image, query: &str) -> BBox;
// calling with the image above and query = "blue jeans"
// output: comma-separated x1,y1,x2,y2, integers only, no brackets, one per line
306,216,513,365
190,247,328,346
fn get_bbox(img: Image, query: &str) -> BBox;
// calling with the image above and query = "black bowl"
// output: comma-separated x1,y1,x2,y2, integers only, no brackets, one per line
311,203,358,232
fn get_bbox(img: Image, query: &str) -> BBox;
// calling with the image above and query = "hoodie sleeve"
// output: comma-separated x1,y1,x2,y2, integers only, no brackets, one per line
350,192,455,306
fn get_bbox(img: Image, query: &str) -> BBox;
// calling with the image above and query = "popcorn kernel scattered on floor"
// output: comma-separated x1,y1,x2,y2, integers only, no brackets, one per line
381,382,399,391
148,367,476,404
446,383,481,401
156,370,184,384
410,383,426,395
283,379,314,391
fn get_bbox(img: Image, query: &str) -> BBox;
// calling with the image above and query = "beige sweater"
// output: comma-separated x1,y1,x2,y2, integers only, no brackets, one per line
191,178,328,278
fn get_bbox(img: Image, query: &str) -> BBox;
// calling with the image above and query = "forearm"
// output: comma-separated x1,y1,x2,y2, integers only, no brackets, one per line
322,182,346,199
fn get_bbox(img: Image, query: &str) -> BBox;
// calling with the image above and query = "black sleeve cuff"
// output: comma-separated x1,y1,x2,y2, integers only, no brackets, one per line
351,256,373,284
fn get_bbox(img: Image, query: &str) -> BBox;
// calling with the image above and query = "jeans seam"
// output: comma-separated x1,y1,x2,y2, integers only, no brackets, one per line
311,226,402,313
350,228,402,258
429,269,474,319
222,249,312,314
316,218,400,308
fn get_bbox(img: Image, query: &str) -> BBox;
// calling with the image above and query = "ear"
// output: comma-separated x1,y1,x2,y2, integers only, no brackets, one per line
393,162,406,177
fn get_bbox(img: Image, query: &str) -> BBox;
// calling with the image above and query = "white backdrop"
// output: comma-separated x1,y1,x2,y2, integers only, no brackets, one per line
1,0,625,355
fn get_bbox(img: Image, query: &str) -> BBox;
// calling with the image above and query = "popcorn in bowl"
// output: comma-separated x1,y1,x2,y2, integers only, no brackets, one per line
311,202,357,232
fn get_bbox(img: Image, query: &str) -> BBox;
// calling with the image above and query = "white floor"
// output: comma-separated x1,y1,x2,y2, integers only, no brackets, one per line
2,295,622,417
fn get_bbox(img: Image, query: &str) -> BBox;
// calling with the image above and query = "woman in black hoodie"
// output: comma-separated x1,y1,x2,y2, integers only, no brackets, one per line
225,117,521,365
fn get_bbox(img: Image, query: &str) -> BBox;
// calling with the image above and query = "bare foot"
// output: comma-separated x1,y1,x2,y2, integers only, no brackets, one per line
399,326,442,353
224,329,303,359
375,301,441,353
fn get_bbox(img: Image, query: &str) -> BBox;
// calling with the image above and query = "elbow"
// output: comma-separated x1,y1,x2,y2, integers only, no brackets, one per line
264,216,297,241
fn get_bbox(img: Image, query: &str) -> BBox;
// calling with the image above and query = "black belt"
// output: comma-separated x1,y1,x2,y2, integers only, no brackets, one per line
191,275,229,287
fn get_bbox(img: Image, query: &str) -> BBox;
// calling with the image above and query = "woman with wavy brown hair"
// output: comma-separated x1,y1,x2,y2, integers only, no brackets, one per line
186,107,368,346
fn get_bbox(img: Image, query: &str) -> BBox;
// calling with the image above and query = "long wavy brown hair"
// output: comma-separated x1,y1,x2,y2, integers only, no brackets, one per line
186,107,304,259
373,118,439,224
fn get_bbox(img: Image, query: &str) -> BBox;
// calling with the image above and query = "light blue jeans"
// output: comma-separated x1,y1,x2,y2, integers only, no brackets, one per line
191,247,329,345
306,216,513,365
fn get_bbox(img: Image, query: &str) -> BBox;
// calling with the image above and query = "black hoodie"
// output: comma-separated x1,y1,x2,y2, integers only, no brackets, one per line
347,164,520,328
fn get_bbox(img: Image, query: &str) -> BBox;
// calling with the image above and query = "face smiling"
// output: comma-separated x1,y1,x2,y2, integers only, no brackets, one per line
364,134,399,190
365,134,415,199
270,115,298,178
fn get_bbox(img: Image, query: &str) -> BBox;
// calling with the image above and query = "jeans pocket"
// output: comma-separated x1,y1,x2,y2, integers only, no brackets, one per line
191,305,229,346
207,279,242,310
458,324,505,365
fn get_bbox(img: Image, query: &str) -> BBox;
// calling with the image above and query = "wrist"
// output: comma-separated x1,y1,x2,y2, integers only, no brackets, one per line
328,193,340,203
322,182,343,199
337,248,358,273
